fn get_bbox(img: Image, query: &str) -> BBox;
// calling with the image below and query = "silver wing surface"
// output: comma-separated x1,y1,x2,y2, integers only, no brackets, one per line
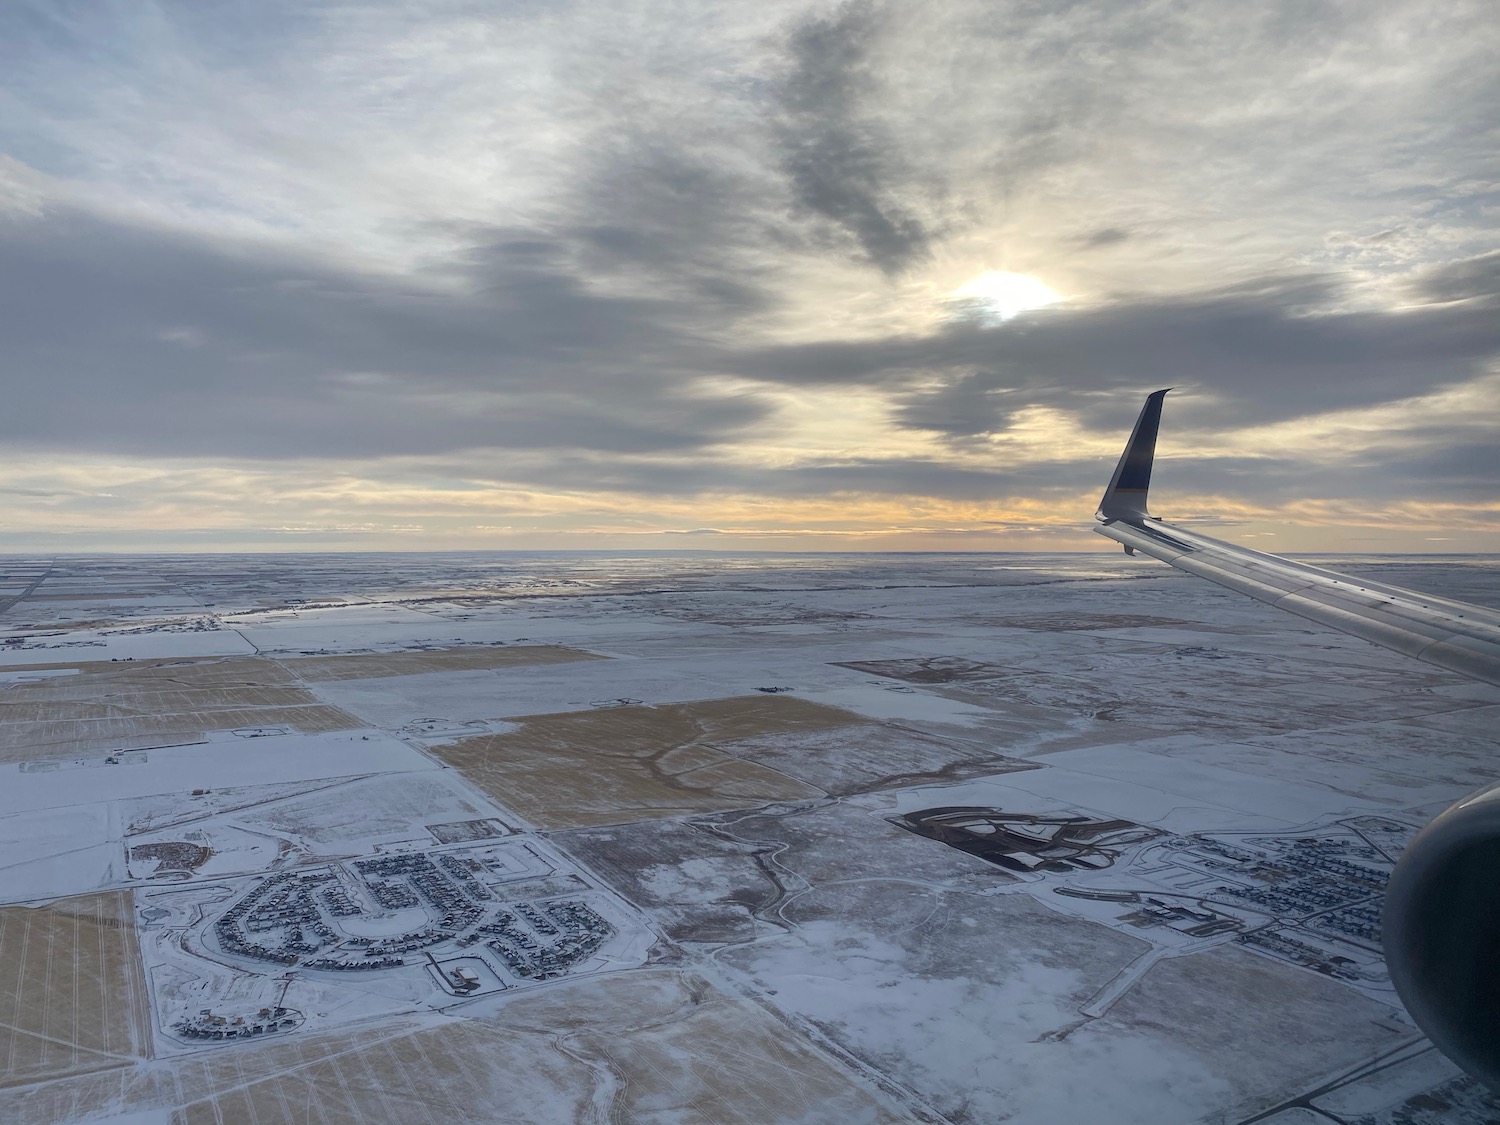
1094,389,1500,688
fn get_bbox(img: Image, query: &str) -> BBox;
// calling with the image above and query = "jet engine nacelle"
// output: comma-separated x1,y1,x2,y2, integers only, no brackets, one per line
1383,781,1500,1088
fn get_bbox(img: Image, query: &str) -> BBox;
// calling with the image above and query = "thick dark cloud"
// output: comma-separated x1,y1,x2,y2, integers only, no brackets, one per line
4,203,1496,514
438,448,1109,504
774,0,933,275
1344,439,1500,501
769,436,1500,510
562,133,786,321
0,209,767,458
723,276,1500,432
1414,250,1500,306
435,438,1500,509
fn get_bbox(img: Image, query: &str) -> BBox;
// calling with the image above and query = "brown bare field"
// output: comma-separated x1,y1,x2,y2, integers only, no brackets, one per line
282,644,605,682
431,696,855,829
0,970,911,1125
0,892,149,1090
0,657,362,760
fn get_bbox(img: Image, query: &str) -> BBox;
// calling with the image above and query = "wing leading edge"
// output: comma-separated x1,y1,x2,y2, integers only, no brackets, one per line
1093,391,1500,688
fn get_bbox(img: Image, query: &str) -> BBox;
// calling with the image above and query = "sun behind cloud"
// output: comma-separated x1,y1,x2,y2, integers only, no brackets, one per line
951,271,1063,320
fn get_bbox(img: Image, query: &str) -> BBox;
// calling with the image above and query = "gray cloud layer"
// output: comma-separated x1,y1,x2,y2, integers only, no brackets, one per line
0,0,1497,532
730,275,1500,429
9,203,1496,486
775,1,935,274
0,210,767,459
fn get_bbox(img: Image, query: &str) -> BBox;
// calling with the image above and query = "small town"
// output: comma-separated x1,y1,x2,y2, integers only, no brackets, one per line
206,848,618,997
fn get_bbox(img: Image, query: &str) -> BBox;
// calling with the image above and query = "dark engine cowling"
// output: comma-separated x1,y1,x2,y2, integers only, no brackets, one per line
1383,781,1500,1088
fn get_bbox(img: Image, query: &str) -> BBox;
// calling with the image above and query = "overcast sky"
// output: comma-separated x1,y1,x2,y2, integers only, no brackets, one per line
1,0,1496,552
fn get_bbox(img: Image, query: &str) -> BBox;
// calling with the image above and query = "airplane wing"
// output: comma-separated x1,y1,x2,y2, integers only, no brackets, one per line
1094,389,1500,688
1095,390,1500,1093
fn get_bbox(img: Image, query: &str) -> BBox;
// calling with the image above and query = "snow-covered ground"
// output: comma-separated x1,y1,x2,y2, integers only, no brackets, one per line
0,551,1496,1125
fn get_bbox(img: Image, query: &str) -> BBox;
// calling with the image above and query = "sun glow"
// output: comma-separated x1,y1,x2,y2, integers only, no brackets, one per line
951,271,1063,320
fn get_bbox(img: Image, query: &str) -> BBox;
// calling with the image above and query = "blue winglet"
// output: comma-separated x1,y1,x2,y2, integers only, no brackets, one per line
1097,389,1171,523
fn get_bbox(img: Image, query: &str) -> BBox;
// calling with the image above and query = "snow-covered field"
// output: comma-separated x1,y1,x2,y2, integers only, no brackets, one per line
0,550,1497,1125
